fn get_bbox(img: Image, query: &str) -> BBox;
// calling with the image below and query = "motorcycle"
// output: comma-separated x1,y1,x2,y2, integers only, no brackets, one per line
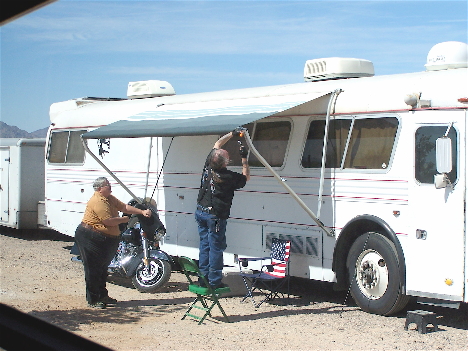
72,199,173,293
107,200,173,293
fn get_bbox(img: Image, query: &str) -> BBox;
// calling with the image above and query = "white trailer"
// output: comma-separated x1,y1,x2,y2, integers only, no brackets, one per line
0,138,46,229
44,41,467,315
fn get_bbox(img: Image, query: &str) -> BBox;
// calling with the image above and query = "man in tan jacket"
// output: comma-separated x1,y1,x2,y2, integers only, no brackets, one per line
75,177,151,308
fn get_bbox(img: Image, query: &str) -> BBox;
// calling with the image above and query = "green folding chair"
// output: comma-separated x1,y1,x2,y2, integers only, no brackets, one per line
178,256,231,325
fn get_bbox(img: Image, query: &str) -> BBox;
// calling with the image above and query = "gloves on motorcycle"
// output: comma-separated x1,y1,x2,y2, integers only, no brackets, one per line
239,145,248,158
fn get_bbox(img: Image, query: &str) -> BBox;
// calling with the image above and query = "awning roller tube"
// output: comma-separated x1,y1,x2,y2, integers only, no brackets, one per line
81,91,332,140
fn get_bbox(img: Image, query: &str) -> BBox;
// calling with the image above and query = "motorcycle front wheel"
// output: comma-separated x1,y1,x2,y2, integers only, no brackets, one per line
132,258,171,293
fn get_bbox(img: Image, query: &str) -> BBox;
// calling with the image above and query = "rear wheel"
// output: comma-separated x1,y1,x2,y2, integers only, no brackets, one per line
132,258,171,293
346,232,409,315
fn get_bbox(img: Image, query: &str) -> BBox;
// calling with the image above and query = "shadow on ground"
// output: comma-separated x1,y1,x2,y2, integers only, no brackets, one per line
0,225,73,242
27,298,192,332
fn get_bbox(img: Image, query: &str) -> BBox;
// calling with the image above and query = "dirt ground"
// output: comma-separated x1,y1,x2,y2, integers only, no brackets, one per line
0,227,467,351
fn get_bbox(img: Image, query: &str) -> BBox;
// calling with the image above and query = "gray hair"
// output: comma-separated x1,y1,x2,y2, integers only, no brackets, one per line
93,177,109,191
210,149,229,170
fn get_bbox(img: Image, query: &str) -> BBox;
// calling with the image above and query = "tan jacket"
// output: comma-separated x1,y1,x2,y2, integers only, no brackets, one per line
82,191,126,236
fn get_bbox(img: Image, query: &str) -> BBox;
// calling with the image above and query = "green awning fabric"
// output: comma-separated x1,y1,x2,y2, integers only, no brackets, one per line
82,92,330,139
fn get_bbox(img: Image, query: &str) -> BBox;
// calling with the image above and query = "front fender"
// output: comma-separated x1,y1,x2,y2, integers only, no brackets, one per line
149,249,174,265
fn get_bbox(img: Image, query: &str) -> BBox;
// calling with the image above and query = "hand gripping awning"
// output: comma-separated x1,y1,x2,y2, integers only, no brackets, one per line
82,91,332,139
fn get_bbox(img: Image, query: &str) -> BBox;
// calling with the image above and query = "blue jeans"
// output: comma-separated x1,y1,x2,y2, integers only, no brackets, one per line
195,209,227,287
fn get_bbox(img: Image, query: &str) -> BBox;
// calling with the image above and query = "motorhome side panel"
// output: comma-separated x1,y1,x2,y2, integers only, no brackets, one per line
45,131,155,236
0,139,46,229
44,109,467,298
163,112,407,284
151,116,335,279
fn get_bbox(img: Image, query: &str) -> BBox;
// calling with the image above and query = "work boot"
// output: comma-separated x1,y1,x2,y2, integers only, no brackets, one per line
88,301,106,309
100,296,117,305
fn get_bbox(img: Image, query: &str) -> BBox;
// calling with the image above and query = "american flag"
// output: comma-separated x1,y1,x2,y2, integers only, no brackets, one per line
265,238,290,278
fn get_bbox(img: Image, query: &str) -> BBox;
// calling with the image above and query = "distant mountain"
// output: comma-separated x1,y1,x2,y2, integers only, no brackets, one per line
0,122,48,138
28,127,49,138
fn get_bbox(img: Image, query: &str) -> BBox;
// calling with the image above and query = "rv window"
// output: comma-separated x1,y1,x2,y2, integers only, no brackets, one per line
343,117,398,169
415,126,457,184
48,130,86,164
302,119,351,168
48,132,69,163
66,131,86,163
222,120,291,167
249,121,292,167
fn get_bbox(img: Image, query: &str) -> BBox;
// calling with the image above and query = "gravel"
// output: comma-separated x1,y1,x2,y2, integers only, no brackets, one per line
1,226,467,350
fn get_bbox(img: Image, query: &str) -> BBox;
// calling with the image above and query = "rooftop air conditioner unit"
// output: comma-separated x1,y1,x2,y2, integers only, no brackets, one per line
127,80,176,99
304,57,374,82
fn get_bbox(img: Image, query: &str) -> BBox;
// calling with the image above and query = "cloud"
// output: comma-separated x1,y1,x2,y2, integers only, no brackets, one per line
3,0,465,64
2,0,466,133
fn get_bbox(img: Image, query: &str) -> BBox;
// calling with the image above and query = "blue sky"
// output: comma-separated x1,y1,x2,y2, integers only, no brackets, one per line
1,0,467,132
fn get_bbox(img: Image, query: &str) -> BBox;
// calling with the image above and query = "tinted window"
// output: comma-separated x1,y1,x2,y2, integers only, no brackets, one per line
302,119,351,168
249,121,291,167
343,117,398,169
66,131,86,163
48,132,68,163
302,117,398,170
415,126,457,184
48,130,86,164
222,121,291,167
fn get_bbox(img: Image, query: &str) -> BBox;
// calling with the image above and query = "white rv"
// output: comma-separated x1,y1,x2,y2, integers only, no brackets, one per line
0,138,46,229
44,41,468,315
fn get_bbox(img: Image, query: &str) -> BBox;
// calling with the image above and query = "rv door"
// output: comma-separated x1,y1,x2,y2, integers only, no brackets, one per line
408,116,465,303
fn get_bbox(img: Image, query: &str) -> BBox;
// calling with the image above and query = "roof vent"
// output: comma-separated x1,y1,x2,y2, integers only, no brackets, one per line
127,80,176,99
425,41,468,71
304,57,374,82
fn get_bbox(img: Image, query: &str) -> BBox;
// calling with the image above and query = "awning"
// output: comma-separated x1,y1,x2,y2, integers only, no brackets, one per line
82,91,331,139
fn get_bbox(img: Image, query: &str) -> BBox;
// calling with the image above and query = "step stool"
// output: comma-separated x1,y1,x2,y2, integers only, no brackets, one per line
404,310,439,334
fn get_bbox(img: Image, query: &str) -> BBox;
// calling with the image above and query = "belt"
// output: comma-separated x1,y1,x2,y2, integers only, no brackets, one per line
197,204,215,214
80,222,117,238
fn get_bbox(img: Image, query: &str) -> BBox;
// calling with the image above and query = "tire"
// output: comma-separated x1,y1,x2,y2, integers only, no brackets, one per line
346,232,409,315
132,258,171,293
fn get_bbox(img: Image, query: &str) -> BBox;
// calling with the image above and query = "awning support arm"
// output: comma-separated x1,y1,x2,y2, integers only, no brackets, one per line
242,129,335,237
144,138,153,200
81,137,143,205
317,89,342,218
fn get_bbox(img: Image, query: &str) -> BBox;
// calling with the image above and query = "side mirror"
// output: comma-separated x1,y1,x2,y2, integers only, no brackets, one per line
434,137,452,189
436,137,452,173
